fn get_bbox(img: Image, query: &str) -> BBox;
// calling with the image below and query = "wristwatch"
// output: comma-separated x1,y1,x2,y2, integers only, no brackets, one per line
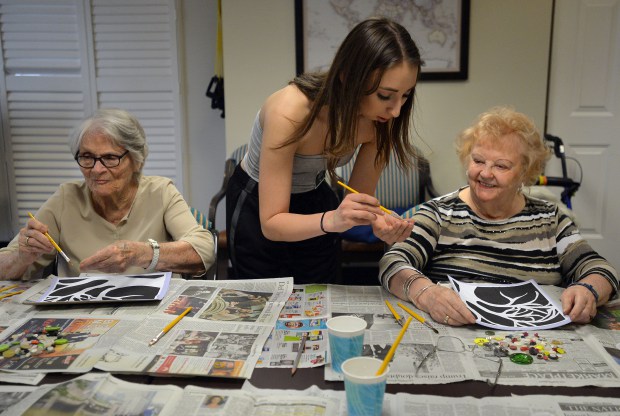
146,239,160,272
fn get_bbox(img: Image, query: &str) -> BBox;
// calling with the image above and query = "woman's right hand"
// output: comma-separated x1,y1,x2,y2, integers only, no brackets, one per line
18,217,55,262
414,284,477,326
325,192,386,233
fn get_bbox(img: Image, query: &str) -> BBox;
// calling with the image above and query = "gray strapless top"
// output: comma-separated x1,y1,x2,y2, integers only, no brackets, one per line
241,112,354,193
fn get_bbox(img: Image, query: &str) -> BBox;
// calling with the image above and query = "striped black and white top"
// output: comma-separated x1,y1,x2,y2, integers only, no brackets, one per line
379,187,618,296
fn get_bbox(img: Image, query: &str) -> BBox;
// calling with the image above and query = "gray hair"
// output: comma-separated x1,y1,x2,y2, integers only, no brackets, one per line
69,108,149,180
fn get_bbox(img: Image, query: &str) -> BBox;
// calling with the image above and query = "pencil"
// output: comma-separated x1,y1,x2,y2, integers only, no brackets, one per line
336,181,400,218
149,307,193,346
397,302,439,334
384,299,405,326
376,316,412,376
27,212,71,263
0,290,24,301
291,332,307,376
0,284,19,294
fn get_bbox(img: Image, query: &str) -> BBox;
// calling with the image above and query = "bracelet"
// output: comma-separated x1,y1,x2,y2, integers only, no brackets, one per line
411,283,436,309
569,282,599,303
320,211,329,234
402,273,429,302
146,239,160,272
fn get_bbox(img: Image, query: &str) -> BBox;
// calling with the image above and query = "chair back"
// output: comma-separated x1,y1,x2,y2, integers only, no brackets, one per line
338,147,436,212
205,143,249,280
189,206,217,280
338,147,437,243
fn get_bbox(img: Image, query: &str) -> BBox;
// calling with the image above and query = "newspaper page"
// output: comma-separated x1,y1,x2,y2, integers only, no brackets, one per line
0,281,41,391
324,284,620,387
278,284,330,319
257,284,330,369
178,384,340,416
3,372,620,416
2,373,340,416
95,278,293,379
0,314,142,375
0,385,36,414
2,372,182,416
393,394,620,416
578,302,620,366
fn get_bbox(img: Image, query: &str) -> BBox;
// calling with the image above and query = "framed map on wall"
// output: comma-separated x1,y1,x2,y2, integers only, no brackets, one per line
294,0,470,81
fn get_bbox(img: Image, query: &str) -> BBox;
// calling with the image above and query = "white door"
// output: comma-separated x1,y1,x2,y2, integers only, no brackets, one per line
547,0,620,270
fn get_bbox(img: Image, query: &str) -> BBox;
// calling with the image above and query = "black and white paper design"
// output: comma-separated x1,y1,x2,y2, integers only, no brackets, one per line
449,277,571,330
32,272,172,304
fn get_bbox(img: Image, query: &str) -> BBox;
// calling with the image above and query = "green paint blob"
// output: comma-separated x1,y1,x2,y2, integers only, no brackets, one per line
510,353,533,365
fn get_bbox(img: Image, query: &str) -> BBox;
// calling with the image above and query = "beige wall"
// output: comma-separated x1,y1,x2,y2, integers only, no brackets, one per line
221,0,553,194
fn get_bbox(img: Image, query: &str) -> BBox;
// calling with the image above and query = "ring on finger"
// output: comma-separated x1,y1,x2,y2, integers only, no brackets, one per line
443,315,450,324
25,236,30,246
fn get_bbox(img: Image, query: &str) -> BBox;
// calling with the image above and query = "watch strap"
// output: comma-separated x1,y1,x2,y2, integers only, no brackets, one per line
146,239,160,272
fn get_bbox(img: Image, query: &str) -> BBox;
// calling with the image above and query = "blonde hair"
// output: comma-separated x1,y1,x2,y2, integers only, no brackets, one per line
455,107,551,185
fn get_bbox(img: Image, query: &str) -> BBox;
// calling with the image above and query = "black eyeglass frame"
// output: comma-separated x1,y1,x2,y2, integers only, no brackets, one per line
415,335,503,386
75,150,130,168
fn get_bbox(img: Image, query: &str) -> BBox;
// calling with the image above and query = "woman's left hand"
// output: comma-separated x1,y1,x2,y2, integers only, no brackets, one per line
561,285,598,324
80,240,149,273
370,213,414,245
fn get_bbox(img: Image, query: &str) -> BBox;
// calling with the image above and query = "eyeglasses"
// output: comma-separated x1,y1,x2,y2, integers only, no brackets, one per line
415,335,503,386
75,150,129,168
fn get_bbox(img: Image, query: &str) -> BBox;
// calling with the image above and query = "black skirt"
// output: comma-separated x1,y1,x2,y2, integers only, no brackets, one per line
226,164,341,284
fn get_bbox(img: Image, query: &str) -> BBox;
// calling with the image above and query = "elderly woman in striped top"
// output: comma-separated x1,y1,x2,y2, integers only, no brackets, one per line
379,107,618,326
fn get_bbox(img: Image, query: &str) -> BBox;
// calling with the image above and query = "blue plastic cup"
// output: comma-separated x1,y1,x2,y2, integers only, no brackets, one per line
326,315,366,373
342,356,388,416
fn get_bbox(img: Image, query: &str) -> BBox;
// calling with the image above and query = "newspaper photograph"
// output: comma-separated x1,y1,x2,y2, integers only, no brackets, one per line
95,278,293,379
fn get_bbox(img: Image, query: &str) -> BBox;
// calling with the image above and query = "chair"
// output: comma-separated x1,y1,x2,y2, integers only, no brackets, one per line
207,144,248,279
188,206,218,280
337,148,438,284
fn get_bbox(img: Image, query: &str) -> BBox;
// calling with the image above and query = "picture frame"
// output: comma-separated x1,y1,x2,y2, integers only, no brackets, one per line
294,0,470,81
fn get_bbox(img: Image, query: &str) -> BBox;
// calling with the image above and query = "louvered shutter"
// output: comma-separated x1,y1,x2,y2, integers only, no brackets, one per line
0,0,183,230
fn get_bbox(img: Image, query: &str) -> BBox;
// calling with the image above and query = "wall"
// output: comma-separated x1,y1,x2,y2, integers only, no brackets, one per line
221,0,296,155
221,0,553,195
180,0,226,223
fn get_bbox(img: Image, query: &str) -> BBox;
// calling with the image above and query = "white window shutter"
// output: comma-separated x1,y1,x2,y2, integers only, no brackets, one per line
91,0,183,183
0,0,183,230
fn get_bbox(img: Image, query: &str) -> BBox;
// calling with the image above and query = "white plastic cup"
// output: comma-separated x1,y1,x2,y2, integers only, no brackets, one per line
342,356,389,416
326,315,367,373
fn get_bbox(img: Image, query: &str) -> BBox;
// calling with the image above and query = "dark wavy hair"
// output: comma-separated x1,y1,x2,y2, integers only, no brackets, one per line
286,17,423,178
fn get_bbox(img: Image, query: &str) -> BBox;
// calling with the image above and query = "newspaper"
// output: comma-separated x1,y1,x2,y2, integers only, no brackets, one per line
0,373,340,416
2,372,620,416
0,314,142,374
0,278,292,382
2,280,619,388
577,302,620,366
257,285,330,369
94,278,293,378
391,394,620,416
324,284,620,387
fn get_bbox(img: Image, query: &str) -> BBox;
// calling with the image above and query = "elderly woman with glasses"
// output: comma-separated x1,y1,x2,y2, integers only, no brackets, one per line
379,107,618,327
0,108,214,280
